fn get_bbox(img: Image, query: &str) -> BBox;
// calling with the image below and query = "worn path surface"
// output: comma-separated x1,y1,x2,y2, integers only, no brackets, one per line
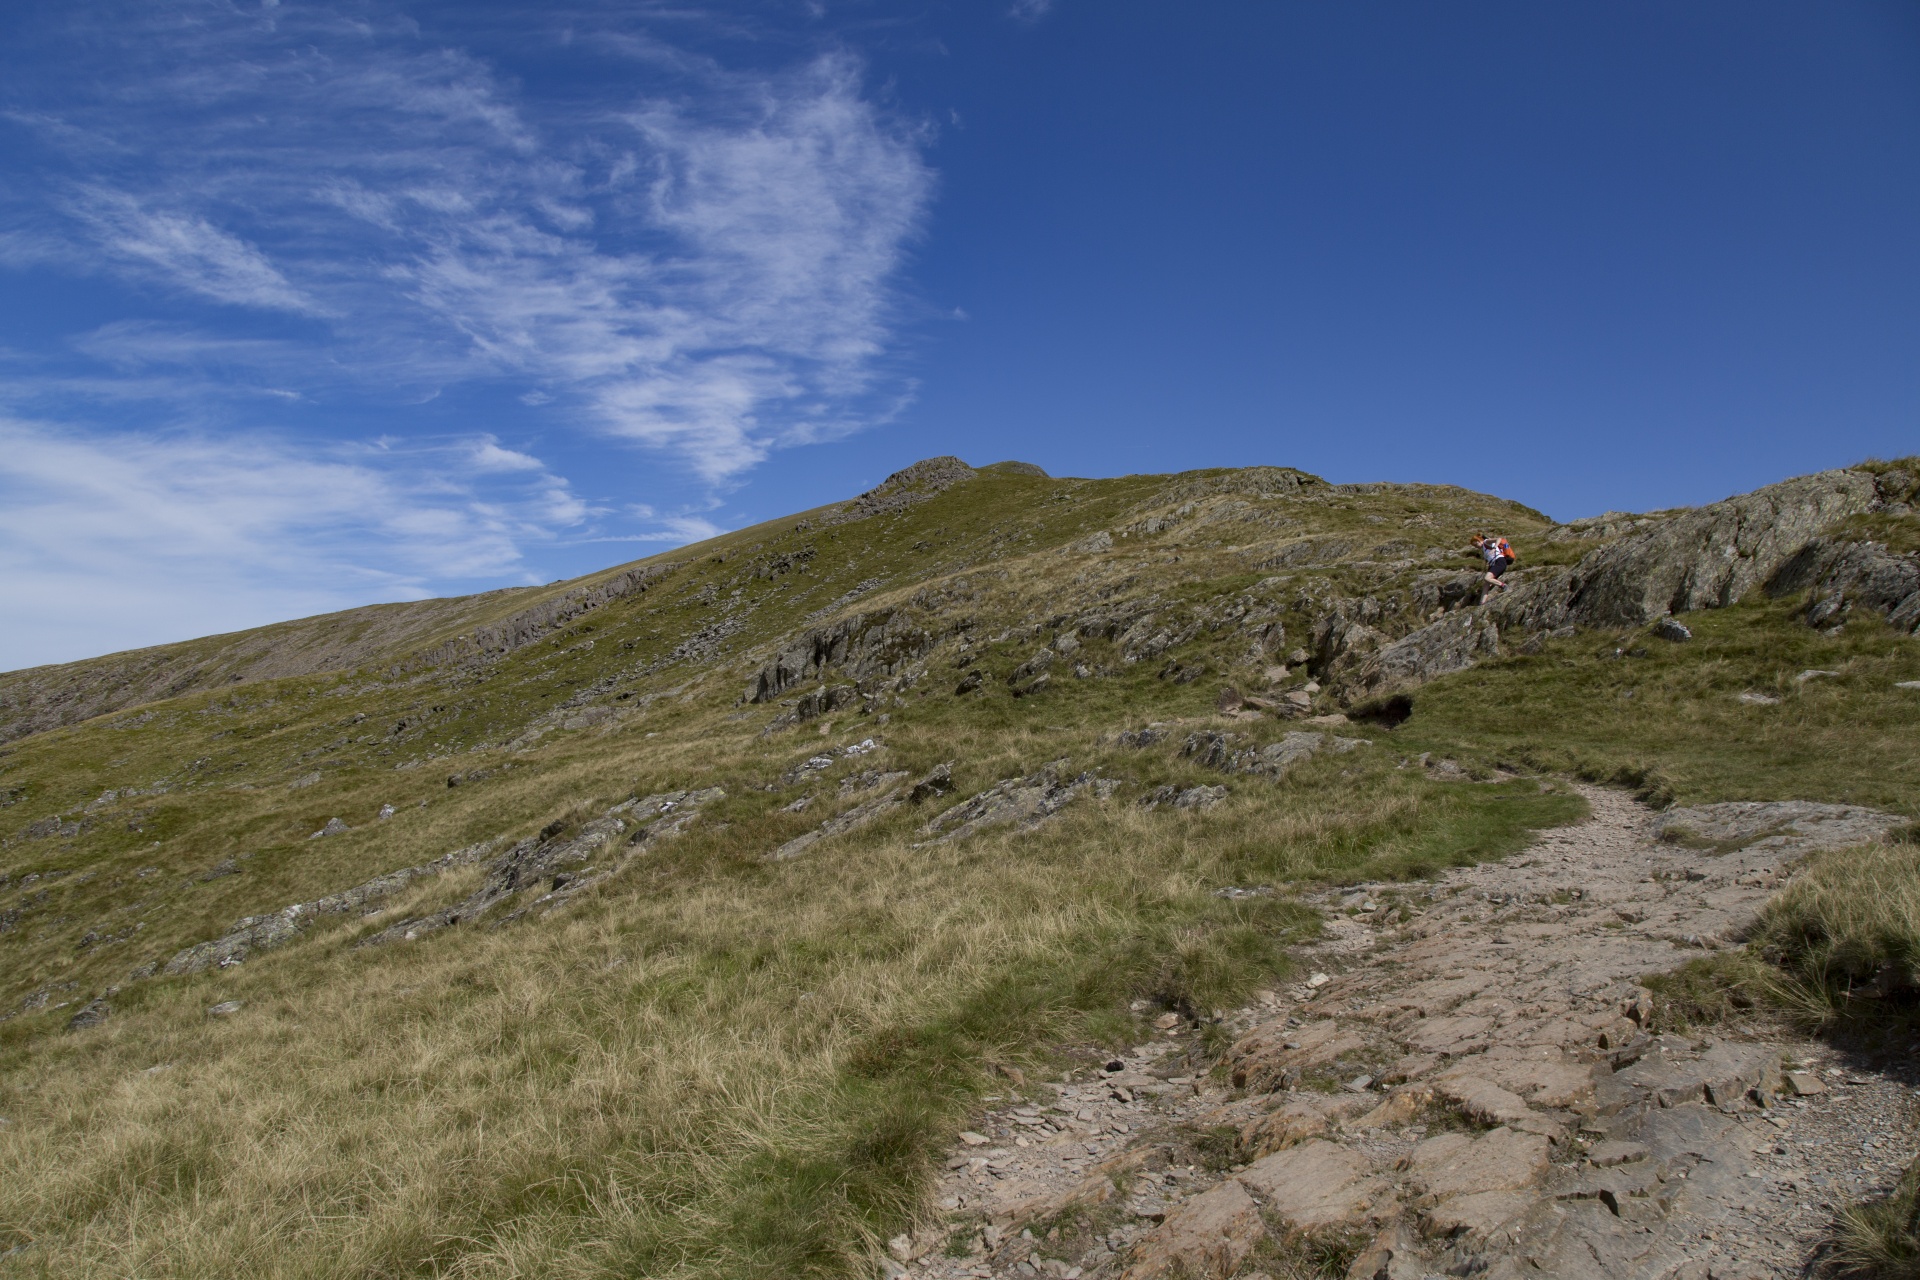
894,786,1915,1280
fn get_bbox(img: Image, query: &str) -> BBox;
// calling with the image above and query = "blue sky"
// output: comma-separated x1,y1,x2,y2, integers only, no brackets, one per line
2,2,1916,670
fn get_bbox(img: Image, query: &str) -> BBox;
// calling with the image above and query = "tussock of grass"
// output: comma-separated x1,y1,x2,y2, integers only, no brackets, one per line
1642,841,1920,1036
1755,842,1920,1004
1643,952,1779,1031
1825,1157,1920,1279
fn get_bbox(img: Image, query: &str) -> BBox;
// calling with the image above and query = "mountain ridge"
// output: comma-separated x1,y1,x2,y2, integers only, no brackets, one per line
0,452,1915,1279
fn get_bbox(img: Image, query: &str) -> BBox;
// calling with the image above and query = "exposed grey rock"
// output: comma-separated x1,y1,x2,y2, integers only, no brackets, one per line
1007,648,1055,686
367,789,727,944
1312,612,1387,678
923,761,1119,843
1137,785,1177,812
206,1000,243,1017
1182,730,1367,778
767,763,953,861
66,998,110,1031
1767,536,1920,633
1651,615,1692,641
1172,785,1227,811
1541,469,1877,629
744,609,936,704
765,683,859,729
1347,610,1499,696
1653,799,1907,851
166,837,505,975
816,456,977,528
308,817,350,839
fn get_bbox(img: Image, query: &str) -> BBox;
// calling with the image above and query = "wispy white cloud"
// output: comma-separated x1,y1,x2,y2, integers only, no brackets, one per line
7,15,931,483
68,188,326,315
0,4,934,666
0,417,589,669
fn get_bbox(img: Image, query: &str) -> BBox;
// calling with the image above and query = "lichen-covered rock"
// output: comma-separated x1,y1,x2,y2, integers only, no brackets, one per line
1347,611,1499,696
1557,468,1878,627
922,761,1118,843
1766,537,1920,633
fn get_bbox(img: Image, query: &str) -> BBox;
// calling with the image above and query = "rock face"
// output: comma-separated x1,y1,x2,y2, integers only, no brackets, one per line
1348,611,1500,696
1765,537,1920,633
743,609,937,705
1561,468,1879,626
922,787,1912,1280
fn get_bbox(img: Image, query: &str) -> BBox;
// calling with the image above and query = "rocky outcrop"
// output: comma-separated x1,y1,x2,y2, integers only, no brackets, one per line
363,788,724,946
815,456,978,528
1560,468,1878,626
767,763,953,861
164,836,505,975
402,561,681,669
1180,729,1368,778
922,761,1120,844
1764,538,1920,633
1347,610,1500,697
744,609,937,705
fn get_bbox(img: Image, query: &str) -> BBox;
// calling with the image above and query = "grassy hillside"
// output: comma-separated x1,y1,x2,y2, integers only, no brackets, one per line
0,457,1914,1278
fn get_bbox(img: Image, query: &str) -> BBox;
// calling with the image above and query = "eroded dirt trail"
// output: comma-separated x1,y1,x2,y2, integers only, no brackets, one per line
899,786,1915,1280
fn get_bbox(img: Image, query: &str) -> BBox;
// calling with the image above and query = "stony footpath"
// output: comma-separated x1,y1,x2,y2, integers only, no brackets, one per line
895,786,1915,1280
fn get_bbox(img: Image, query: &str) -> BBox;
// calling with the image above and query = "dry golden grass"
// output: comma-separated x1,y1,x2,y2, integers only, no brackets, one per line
0,718,1576,1277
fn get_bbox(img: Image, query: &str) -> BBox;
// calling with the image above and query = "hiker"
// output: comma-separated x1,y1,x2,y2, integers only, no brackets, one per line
1471,534,1516,591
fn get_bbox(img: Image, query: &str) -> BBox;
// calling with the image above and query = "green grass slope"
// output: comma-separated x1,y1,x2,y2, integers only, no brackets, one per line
0,457,1913,1278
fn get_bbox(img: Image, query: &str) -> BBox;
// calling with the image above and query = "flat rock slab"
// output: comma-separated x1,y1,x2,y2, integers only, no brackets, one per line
1118,1180,1262,1280
1235,1139,1385,1229
1406,1127,1552,1201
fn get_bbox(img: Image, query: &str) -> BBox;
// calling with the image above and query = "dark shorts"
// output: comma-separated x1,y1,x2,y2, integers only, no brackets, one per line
1488,556,1513,578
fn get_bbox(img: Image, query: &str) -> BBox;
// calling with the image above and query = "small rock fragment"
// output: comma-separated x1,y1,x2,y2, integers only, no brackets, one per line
1651,615,1693,641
